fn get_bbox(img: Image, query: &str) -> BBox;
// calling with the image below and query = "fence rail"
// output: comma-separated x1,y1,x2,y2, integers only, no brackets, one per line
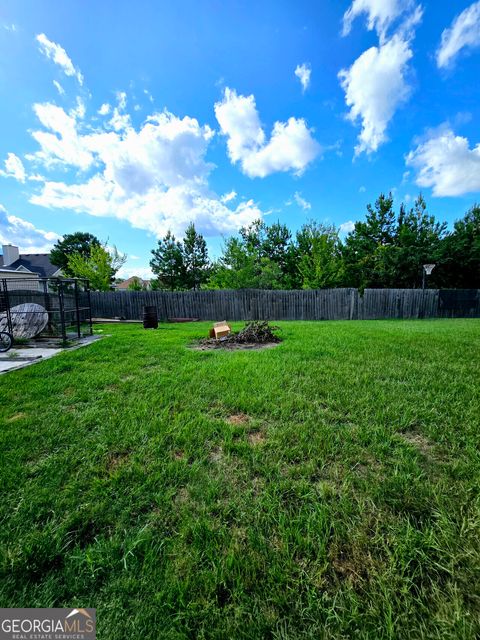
85,288,480,321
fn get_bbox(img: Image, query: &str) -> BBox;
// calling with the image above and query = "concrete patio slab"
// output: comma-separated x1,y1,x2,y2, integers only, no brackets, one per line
0,335,103,374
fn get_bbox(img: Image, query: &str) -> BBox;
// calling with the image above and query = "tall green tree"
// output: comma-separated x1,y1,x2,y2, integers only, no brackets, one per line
296,222,344,289
342,193,398,289
437,205,480,288
150,231,185,291
263,222,297,287
50,232,101,276
394,195,446,287
209,220,286,289
182,223,210,290
67,244,124,291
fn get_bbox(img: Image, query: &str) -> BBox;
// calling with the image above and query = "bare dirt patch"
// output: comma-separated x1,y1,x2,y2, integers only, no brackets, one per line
248,430,266,446
174,487,190,505
106,451,130,472
399,431,436,457
209,446,224,463
227,413,250,425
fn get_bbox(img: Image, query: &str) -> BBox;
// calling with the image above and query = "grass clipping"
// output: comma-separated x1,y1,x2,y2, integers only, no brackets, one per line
199,321,281,350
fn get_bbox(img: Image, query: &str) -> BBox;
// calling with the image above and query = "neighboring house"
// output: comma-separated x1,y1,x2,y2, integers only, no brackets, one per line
0,244,61,277
0,244,60,291
116,276,151,290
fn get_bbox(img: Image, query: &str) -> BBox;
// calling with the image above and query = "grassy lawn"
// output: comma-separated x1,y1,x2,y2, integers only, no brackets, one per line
1,320,479,639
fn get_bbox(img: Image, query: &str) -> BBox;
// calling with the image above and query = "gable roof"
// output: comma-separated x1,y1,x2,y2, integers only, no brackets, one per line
117,276,151,289
0,253,59,277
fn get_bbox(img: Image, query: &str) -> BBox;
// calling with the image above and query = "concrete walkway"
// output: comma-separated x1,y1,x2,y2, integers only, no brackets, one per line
0,335,103,374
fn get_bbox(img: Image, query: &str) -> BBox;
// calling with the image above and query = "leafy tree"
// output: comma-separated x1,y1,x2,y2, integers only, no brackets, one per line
127,277,146,291
437,205,480,288
67,244,118,291
150,231,185,291
209,221,286,289
394,195,446,288
182,223,210,290
50,232,101,276
239,219,267,263
263,222,297,287
296,222,344,289
342,193,398,289
208,238,258,289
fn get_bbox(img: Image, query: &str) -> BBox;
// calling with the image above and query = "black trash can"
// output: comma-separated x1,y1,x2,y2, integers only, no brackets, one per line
143,305,158,329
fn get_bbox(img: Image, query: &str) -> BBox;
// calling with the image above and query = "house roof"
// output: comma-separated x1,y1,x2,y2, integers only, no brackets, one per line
117,276,151,289
0,254,59,277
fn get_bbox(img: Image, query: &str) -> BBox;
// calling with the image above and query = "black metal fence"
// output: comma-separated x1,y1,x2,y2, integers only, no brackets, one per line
86,288,480,321
0,277,93,340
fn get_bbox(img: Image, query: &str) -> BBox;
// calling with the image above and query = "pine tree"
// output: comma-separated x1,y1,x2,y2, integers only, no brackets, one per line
182,223,209,290
150,231,185,291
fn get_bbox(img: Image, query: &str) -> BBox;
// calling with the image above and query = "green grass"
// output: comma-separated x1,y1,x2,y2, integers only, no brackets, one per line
1,320,479,639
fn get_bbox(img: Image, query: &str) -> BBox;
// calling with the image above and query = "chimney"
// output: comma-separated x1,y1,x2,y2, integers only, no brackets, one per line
2,244,20,266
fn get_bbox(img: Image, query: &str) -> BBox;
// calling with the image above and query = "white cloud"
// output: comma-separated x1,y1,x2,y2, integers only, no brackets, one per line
53,80,65,95
70,97,86,120
27,102,94,170
436,1,480,69
339,33,415,156
221,190,237,203
215,87,320,178
342,0,414,41
293,191,311,210
0,153,26,183
98,103,111,116
406,127,480,196
215,89,265,164
295,63,311,92
359,185,366,192
36,33,83,85
108,92,131,131
144,89,154,103
0,204,60,252
25,101,263,238
117,265,153,280
339,220,355,234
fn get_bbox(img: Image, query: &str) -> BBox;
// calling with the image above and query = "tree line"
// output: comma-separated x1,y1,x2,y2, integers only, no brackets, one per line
49,194,479,291
149,194,479,291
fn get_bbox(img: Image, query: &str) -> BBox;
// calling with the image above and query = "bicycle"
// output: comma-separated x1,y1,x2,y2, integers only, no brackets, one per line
0,331,13,352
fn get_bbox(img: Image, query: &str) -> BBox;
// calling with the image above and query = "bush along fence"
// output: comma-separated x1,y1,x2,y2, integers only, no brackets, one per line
85,288,480,321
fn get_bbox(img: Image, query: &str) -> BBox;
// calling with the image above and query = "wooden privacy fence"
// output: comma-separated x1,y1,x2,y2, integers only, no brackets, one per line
86,288,480,321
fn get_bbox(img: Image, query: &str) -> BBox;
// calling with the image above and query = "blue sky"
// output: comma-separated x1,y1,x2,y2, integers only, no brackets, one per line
1,0,479,278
